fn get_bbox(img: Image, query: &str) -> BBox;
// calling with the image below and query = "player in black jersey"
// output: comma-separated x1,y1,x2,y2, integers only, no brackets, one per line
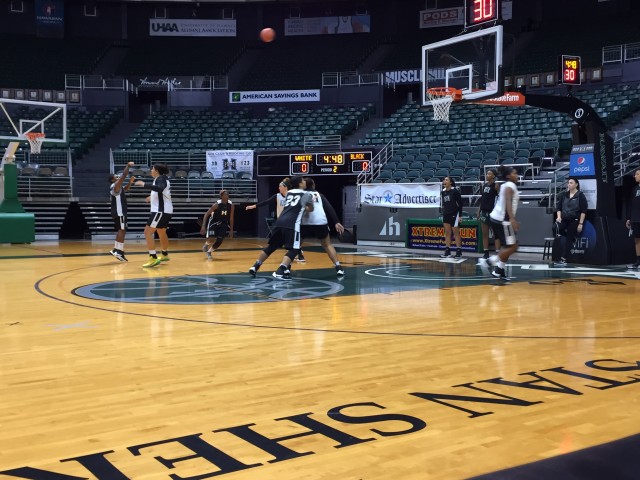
626,168,640,269
109,161,135,262
440,176,464,258
249,176,313,280
476,168,500,260
200,190,235,260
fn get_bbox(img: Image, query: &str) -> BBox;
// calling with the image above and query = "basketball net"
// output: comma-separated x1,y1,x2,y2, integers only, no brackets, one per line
24,132,45,155
426,87,461,123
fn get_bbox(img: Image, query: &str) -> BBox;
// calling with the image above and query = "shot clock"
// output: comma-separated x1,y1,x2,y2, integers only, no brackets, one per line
465,0,499,28
560,55,581,85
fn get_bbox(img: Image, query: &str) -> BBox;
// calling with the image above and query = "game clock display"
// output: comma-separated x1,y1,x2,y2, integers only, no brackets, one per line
466,0,499,27
560,55,581,85
257,151,372,176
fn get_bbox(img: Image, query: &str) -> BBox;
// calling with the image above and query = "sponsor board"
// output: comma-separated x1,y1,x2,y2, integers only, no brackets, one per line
407,219,481,252
230,90,320,104
419,7,465,28
360,183,441,209
150,19,236,37
285,15,370,36
569,144,595,177
206,150,253,179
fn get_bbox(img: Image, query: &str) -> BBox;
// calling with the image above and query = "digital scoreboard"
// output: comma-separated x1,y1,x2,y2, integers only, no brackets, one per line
257,151,372,176
466,0,499,28
560,55,581,85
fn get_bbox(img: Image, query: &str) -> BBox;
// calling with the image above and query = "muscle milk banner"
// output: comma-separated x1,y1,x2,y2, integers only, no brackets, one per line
230,90,320,104
360,183,441,209
285,15,371,36
150,19,236,37
206,150,253,179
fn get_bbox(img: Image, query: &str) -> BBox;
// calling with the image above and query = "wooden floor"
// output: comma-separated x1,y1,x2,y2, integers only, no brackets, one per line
1,238,639,479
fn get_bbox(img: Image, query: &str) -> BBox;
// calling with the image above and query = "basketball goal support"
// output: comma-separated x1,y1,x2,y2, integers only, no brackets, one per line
0,143,35,243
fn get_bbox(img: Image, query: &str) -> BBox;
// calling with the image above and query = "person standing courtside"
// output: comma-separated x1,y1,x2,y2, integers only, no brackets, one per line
485,166,520,280
248,176,313,280
135,163,173,268
109,161,135,262
440,176,463,258
301,177,345,276
553,177,588,267
477,168,500,260
200,189,235,260
626,168,640,270
245,177,305,261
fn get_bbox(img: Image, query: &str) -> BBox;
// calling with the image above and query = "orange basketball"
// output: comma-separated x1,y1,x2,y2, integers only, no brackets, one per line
260,27,276,43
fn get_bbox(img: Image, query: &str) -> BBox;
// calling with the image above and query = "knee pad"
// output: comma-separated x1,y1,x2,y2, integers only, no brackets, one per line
212,238,224,249
286,248,299,261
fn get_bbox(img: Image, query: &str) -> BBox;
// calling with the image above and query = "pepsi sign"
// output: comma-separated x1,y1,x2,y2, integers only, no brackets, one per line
569,144,595,177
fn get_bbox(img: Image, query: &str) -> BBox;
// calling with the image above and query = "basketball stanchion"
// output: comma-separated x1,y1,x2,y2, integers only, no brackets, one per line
426,87,462,123
24,132,46,155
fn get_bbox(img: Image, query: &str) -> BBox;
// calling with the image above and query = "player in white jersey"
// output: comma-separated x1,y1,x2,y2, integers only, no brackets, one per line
134,163,173,268
109,161,135,262
485,166,520,280
301,177,345,276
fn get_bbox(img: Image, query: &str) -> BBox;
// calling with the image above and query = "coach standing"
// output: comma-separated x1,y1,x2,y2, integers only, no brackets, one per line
626,168,640,270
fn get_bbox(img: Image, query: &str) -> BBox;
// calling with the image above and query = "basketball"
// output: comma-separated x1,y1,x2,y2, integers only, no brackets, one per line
260,28,276,43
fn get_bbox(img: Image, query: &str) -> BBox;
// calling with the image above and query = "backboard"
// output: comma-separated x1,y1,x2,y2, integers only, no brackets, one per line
421,25,503,106
0,98,67,143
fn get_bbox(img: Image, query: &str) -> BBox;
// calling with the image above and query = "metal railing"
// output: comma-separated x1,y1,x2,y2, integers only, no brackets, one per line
322,71,383,88
602,42,640,64
613,128,640,180
17,176,73,199
303,135,342,153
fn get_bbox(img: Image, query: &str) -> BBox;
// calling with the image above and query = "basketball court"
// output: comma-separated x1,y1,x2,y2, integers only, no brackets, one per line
1,238,639,479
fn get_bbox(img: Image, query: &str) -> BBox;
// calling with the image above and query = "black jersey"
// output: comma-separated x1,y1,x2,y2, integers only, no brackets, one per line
110,182,127,217
275,189,313,230
556,190,588,220
479,182,498,212
628,185,640,222
441,188,463,217
209,199,233,225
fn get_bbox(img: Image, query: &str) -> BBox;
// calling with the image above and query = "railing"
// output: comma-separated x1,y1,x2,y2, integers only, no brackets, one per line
17,176,73,199
602,42,640,64
322,71,383,88
303,135,342,153
65,74,228,93
357,140,392,185
65,74,137,94
613,128,640,180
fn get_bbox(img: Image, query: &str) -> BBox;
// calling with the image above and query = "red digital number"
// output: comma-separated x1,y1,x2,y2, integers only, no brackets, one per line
362,161,369,172
564,69,575,82
473,0,495,23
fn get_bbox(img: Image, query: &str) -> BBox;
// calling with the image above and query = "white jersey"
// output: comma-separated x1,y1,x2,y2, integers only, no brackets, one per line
490,181,519,222
276,192,286,218
302,191,328,225
150,175,173,214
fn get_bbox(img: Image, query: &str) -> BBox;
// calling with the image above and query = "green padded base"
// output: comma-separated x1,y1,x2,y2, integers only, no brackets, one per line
0,213,35,243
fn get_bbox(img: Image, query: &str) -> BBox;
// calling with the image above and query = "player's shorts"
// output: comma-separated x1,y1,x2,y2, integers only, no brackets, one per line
442,214,460,227
112,215,127,232
301,224,330,240
267,227,300,250
479,210,492,225
490,219,517,246
207,221,229,238
147,212,172,229
631,222,640,239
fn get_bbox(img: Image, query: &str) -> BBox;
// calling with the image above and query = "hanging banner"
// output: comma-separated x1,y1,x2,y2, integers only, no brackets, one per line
285,15,371,36
150,19,237,37
360,183,441,209
419,7,464,29
206,150,253,179
229,90,320,104
35,0,64,38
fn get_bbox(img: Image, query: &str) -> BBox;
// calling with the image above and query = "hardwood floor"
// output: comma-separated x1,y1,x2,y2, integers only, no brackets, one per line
1,238,639,479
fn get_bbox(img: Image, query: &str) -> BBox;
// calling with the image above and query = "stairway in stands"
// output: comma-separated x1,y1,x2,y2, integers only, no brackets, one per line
21,201,71,239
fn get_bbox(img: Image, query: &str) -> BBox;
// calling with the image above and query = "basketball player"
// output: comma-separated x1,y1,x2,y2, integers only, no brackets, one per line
200,189,235,260
477,168,500,260
248,176,313,280
109,161,135,262
625,168,640,270
134,163,173,268
554,177,588,266
440,176,463,258
486,166,520,280
245,177,305,262
301,177,345,276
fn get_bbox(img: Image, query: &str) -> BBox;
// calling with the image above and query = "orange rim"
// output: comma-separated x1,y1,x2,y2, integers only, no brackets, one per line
427,87,462,101
25,132,46,140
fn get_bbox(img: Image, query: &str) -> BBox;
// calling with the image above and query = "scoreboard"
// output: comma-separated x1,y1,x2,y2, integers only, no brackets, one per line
560,55,581,85
257,151,372,176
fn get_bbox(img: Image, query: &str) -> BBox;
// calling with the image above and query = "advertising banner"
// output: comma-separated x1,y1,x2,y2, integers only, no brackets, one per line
285,15,370,36
569,144,596,177
419,7,464,29
206,150,253,179
229,90,320,104
383,69,421,86
150,19,236,37
579,178,598,210
360,183,441,209
407,218,481,252
35,0,64,38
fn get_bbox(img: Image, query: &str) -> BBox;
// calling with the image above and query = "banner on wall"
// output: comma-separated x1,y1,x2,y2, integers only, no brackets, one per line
229,90,320,104
419,7,464,28
206,150,253,179
285,15,370,36
150,19,236,37
35,0,64,38
360,183,441,209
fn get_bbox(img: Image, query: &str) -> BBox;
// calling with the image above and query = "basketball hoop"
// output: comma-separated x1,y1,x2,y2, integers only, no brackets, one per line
426,87,462,123
24,132,46,155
